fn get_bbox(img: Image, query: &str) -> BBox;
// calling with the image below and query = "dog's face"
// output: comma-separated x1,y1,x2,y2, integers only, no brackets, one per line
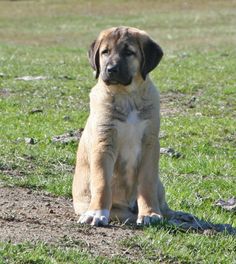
88,27,163,86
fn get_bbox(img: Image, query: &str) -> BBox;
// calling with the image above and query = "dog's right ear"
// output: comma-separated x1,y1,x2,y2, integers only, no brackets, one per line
88,39,100,79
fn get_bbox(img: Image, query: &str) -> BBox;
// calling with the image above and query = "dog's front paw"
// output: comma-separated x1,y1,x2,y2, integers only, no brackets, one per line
78,209,110,226
137,213,163,226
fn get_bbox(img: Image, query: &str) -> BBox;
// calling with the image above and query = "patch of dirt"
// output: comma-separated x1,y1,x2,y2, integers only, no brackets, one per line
0,186,141,260
52,129,84,144
160,92,186,117
0,164,25,178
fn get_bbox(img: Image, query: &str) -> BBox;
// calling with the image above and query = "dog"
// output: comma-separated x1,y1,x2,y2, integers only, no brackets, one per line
72,27,173,226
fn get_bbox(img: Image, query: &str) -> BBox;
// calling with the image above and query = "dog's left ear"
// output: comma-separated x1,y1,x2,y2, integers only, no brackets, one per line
88,39,100,79
140,36,163,80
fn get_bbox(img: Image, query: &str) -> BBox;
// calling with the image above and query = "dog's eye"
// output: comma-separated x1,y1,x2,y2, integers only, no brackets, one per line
124,50,135,56
101,49,109,55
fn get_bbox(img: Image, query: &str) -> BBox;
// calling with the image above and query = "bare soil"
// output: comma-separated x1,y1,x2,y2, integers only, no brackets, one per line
160,92,186,116
0,186,142,259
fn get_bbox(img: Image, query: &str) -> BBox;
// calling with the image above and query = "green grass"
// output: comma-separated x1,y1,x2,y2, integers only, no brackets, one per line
0,242,129,264
0,0,236,263
122,229,236,263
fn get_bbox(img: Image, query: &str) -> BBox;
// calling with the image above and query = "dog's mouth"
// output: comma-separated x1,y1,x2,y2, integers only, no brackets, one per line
102,76,132,86
104,79,119,85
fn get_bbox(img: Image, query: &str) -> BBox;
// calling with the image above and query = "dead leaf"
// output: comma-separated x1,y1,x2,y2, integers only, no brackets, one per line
215,197,236,212
160,147,182,158
0,88,11,97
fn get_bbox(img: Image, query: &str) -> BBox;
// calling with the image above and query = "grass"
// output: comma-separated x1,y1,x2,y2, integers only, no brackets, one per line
0,0,236,263
0,242,119,264
122,229,236,263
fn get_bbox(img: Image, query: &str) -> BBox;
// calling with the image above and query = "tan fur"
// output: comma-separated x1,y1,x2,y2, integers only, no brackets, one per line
72,27,173,225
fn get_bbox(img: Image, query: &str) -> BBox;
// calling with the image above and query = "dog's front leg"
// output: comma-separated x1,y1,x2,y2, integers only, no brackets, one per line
79,148,114,226
136,139,163,226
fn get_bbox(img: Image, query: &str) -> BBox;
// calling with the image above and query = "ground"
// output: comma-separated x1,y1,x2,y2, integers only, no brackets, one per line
0,186,142,260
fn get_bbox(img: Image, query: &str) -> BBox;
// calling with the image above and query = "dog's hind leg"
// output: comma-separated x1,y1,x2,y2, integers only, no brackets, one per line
110,205,137,224
72,139,90,216
157,176,175,219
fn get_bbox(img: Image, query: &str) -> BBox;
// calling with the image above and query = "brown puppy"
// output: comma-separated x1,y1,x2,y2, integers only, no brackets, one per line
72,27,173,226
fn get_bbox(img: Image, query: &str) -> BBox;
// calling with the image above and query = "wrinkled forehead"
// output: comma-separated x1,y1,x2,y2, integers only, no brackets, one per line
99,27,142,50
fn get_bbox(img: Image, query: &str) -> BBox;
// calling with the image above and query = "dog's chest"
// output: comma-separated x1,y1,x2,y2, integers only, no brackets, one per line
115,108,148,175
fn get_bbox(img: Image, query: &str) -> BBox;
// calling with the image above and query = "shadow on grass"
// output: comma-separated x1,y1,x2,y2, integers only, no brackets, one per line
110,210,236,235
162,210,236,235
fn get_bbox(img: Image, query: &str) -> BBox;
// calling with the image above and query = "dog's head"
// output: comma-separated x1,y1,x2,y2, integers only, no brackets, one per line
88,27,163,86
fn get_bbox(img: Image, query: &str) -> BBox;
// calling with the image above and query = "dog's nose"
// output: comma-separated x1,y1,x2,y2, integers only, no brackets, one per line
107,64,119,74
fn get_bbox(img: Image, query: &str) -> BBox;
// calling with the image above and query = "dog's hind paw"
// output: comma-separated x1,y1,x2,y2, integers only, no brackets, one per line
78,209,110,226
137,213,163,226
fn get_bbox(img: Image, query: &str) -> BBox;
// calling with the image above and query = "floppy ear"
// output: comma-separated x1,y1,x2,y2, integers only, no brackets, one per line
88,39,100,79
140,37,163,80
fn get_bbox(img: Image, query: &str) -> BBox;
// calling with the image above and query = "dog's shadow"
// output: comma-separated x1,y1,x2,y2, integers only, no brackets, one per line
160,210,236,235
111,211,236,235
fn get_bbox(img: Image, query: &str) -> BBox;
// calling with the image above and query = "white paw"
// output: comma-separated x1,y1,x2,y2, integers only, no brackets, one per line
137,214,163,226
78,209,110,226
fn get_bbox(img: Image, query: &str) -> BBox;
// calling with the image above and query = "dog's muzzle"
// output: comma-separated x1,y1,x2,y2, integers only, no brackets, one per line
105,64,120,84
103,63,132,86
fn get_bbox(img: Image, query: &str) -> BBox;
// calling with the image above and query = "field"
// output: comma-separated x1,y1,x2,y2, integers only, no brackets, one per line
0,0,236,263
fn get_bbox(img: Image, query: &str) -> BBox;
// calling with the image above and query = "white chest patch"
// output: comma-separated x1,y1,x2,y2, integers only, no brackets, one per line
116,110,148,182
127,110,139,124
